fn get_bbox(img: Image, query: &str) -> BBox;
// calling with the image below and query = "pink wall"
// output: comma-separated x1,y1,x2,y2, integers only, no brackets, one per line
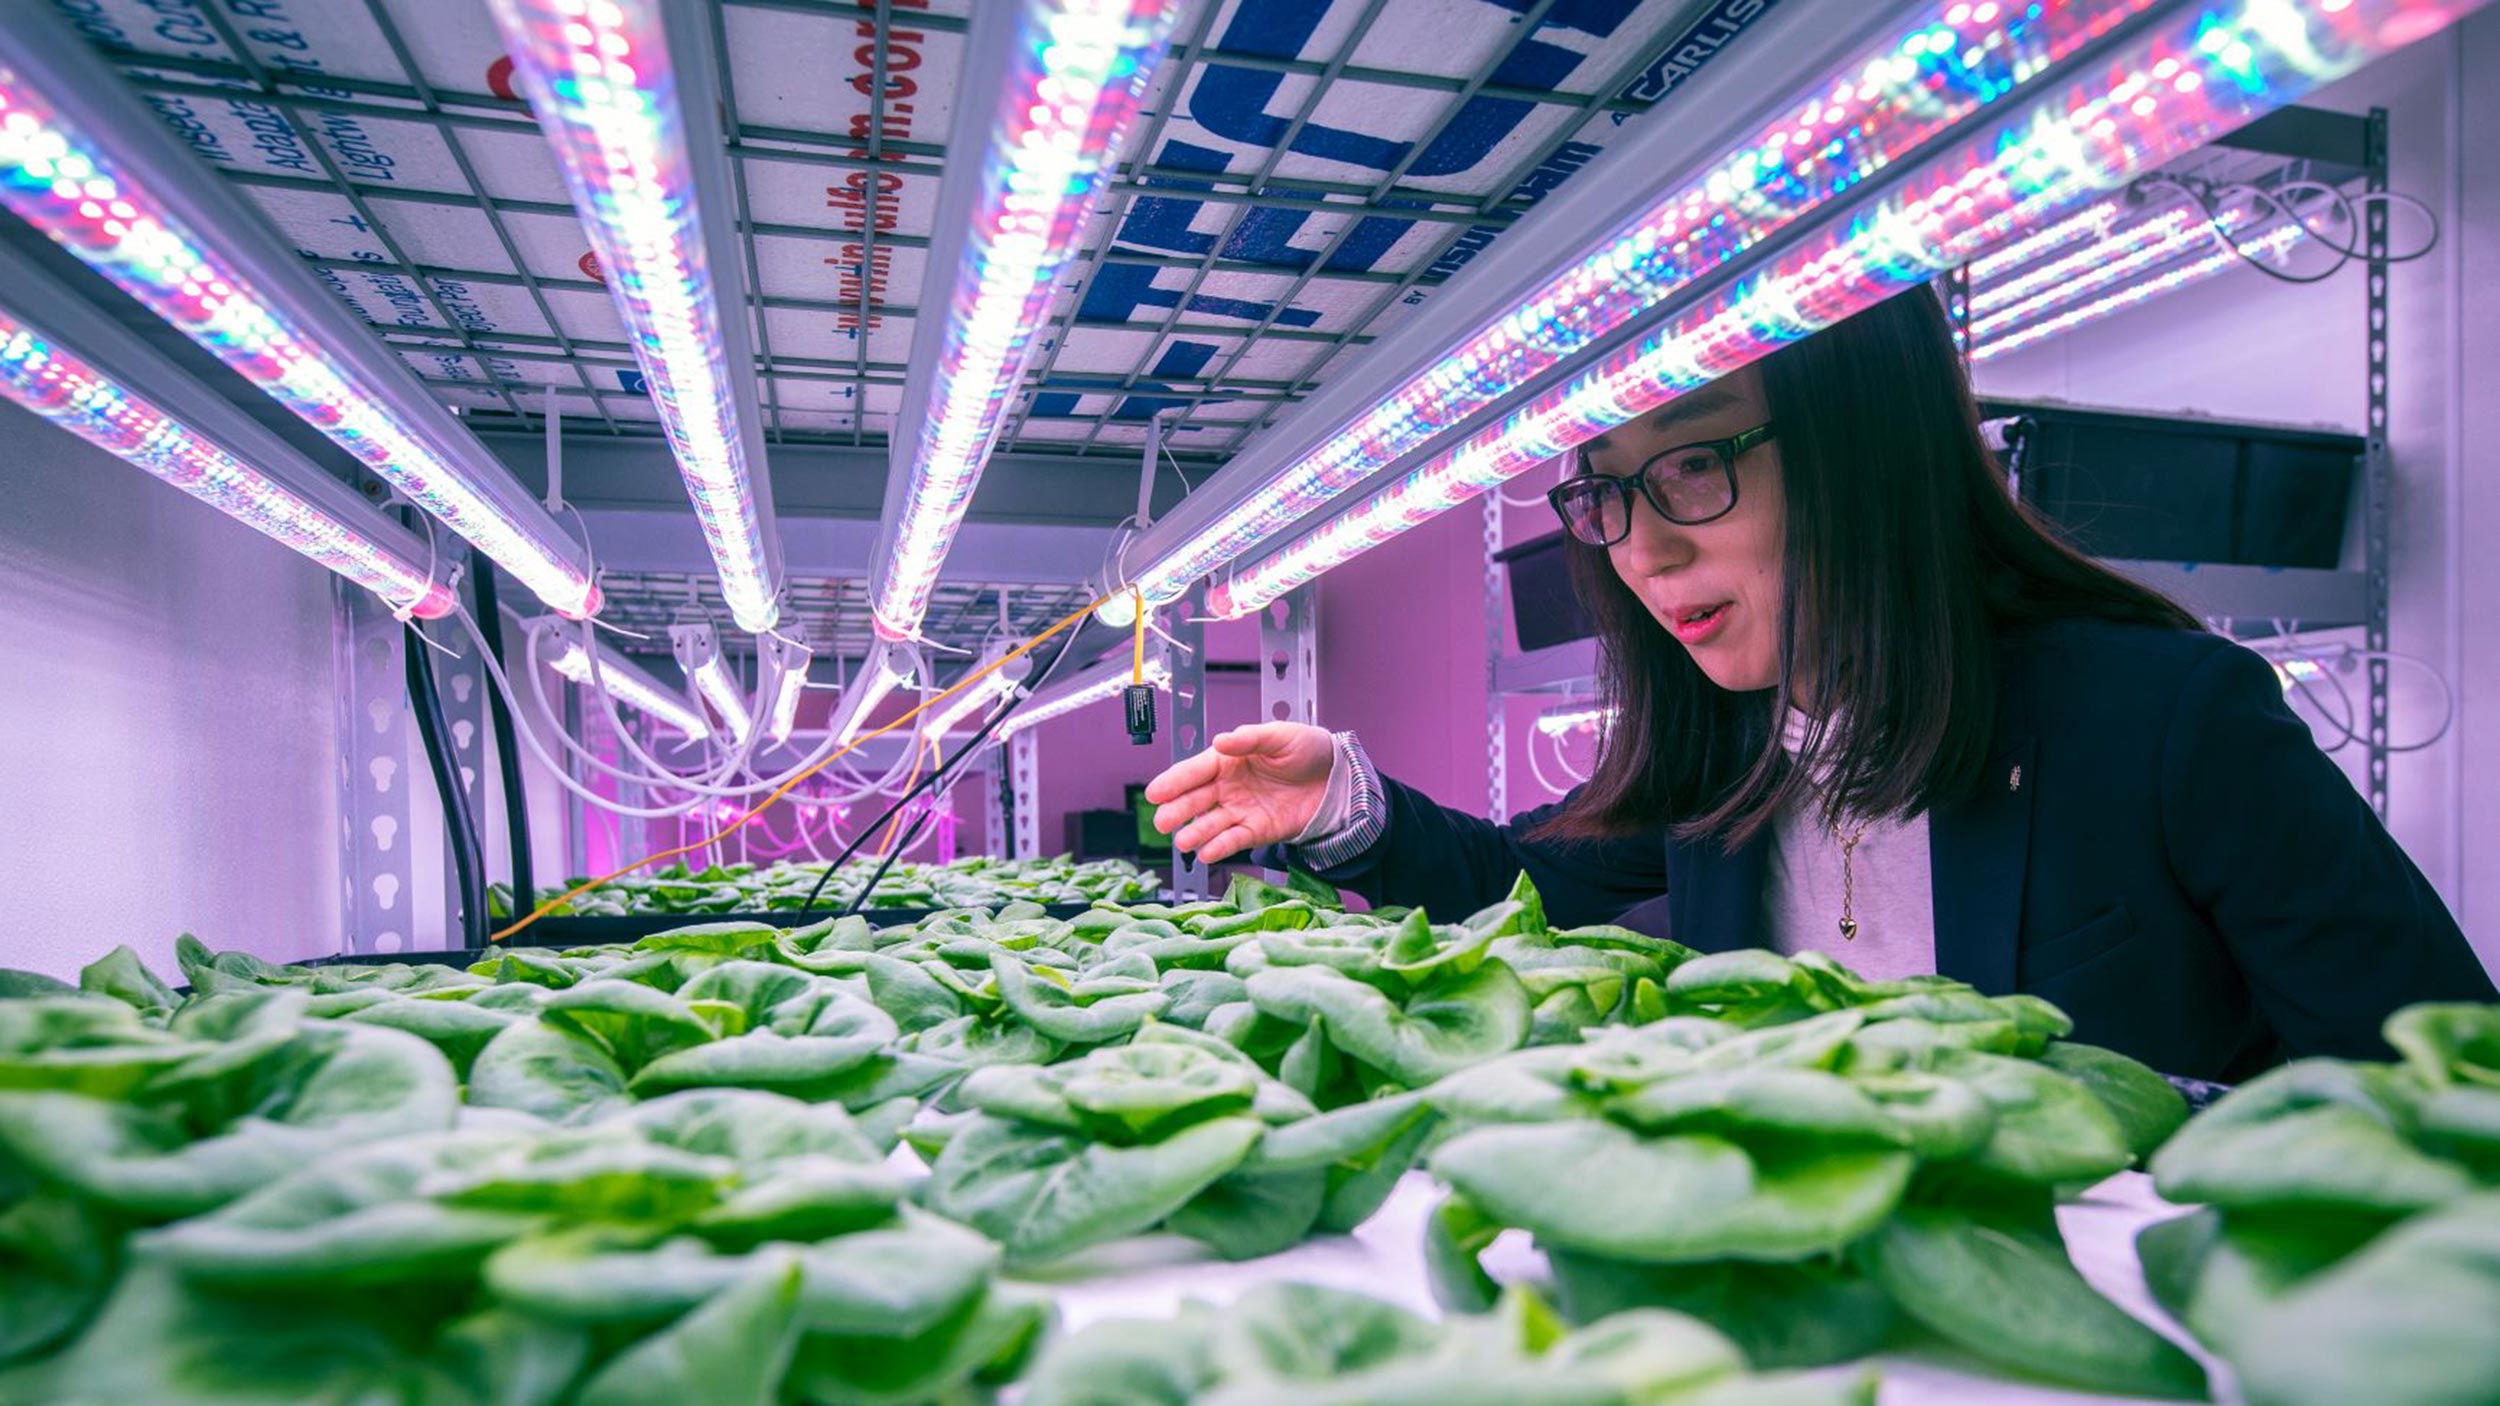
1315,505,1496,820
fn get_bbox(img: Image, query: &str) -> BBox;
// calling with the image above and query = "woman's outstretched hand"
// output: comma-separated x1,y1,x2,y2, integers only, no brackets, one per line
1145,722,1335,864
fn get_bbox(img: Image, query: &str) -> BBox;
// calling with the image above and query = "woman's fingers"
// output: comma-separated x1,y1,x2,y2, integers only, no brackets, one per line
1144,748,1222,805
1212,723,1297,758
1196,821,1261,865
1151,783,1219,837
1170,806,1240,856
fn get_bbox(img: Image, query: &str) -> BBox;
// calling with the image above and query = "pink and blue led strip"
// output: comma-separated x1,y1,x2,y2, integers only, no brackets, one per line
1133,0,2173,604
871,0,1176,641
0,61,600,619
1210,0,2478,619
490,0,778,632
0,313,457,619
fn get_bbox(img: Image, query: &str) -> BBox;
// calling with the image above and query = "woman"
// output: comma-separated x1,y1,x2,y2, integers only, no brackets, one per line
1147,287,2491,1082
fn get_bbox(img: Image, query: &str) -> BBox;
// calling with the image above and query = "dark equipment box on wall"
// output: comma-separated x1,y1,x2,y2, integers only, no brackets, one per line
1980,400,2361,570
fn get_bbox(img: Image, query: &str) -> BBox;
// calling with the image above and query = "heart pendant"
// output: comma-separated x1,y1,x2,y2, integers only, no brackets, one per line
1838,918,1859,941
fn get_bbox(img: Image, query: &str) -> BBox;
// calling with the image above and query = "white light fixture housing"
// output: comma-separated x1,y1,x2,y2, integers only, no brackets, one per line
670,620,753,746
828,639,927,746
526,616,710,740
760,629,814,747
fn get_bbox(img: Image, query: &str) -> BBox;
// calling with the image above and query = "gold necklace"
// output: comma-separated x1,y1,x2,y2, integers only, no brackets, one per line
1832,816,1872,941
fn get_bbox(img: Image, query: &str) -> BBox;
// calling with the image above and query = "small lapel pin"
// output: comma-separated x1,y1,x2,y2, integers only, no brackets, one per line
2008,764,2023,793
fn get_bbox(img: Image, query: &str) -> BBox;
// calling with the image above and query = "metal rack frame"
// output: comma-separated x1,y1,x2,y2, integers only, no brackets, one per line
1484,103,2400,824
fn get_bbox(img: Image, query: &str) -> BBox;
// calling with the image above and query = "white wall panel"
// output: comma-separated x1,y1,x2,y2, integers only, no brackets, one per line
0,398,342,979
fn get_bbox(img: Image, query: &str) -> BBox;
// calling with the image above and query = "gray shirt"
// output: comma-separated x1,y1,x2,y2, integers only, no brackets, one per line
1761,710,1937,979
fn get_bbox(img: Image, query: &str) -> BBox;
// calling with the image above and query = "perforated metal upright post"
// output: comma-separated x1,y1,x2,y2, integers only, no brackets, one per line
1484,494,1508,823
1168,582,1211,899
1009,730,1041,860
434,545,490,922
985,759,1009,859
2363,107,2392,821
1258,585,1318,726
333,580,418,956
562,686,590,879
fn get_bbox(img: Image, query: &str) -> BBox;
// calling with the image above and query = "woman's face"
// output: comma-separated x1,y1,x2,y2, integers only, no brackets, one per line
1590,367,1787,693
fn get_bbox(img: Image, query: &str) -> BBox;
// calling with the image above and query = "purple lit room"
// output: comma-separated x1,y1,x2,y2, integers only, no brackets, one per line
4,0,2496,1401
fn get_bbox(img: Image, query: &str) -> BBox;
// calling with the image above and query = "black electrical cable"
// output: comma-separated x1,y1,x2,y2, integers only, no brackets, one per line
840,809,939,920
788,625,1087,925
406,618,490,950
467,562,535,918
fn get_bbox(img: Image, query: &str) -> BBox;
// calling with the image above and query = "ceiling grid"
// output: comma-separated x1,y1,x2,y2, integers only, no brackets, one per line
37,0,1774,658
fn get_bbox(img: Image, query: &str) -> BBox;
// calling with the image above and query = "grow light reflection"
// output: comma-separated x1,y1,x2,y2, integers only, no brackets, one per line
1129,0,2169,606
1972,221,2308,360
0,313,456,619
488,0,779,632
0,52,599,618
1533,703,1613,738
1209,0,2472,619
870,0,1176,641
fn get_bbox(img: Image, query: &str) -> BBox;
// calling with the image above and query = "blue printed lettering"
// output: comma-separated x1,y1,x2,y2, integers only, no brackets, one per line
49,0,131,48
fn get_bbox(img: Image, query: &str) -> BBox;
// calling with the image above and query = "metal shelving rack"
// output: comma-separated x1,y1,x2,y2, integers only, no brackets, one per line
1484,103,2400,824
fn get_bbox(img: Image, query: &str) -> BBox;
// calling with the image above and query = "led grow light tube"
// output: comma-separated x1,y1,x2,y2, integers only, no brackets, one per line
488,0,784,632
0,253,453,618
995,653,1170,739
1121,0,2176,610
0,8,598,618
864,0,1176,642
761,631,813,747
1208,0,2475,619
672,621,753,746
529,617,710,740
1973,220,2308,360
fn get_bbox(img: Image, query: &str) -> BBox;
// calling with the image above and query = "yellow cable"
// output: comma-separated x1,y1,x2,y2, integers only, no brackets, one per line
492,593,1109,941
1131,586,1145,684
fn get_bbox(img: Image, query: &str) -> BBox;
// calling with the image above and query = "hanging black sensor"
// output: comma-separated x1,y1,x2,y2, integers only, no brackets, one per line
1124,683,1157,745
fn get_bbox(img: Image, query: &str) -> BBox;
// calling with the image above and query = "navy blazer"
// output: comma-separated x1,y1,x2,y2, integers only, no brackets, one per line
1310,619,2493,1081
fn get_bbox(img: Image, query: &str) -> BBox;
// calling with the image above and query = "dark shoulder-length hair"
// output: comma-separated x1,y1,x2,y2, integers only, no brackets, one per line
1537,285,2197,850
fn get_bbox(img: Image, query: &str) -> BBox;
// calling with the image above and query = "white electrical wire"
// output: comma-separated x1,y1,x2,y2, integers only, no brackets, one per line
448,609,721,819
1523,719,1595,798
2245,624,2457,754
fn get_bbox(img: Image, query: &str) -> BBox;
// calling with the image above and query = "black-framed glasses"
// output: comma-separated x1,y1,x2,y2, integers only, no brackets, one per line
1547,422,1776,547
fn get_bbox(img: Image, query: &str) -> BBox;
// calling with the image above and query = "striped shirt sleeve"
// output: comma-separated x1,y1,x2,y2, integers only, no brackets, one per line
1289,730,1387,871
